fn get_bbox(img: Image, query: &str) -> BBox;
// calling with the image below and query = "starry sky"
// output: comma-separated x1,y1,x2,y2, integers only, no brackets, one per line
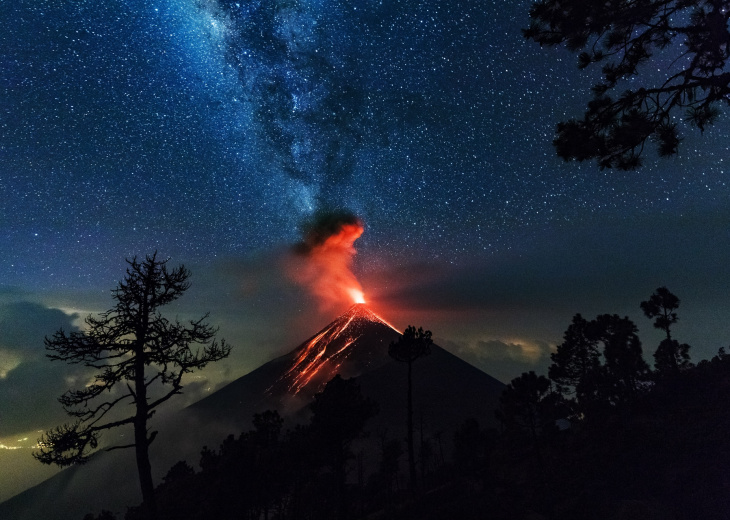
2,0,730,501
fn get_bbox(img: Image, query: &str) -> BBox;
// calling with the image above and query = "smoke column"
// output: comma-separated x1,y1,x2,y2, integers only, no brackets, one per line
288,211,366,311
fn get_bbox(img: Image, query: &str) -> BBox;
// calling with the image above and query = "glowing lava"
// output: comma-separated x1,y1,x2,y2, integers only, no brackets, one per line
269,304,400,396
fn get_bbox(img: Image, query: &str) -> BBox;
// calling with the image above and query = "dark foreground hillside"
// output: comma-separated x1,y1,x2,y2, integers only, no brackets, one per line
9,350,728,520
105,351,730,520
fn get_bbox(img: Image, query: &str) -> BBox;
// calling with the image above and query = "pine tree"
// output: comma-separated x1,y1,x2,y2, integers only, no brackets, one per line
525,0,730,168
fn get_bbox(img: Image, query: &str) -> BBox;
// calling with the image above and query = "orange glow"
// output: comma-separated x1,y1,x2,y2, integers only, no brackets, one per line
287,220,367,311
348,287,366,304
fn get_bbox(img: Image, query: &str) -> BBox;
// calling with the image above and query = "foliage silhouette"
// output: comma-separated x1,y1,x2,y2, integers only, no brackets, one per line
452,417,497,478
549,313,602,416
388,325,433,492
34,253,231,519
132,375,377,520
82,511,118,520
69,292,730,520
524,0,730,168
375,433,403,499
640,286,680,340
592,314,650,403
549,313,649,418
641,286,693,376
310,374,378,520
496,371,559,476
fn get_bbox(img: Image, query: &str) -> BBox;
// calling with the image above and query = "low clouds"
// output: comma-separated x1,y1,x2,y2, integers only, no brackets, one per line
0,350,21,380
439,337,554,384
476,338,553,364
0,300,84,436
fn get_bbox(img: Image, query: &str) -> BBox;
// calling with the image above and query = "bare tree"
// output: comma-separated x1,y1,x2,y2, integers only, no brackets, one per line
34,253,231,519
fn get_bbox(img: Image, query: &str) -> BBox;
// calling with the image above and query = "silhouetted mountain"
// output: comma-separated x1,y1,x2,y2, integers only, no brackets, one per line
0,305,504,520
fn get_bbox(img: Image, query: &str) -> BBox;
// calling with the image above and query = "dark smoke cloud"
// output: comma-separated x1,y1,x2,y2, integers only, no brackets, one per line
294,210,363,253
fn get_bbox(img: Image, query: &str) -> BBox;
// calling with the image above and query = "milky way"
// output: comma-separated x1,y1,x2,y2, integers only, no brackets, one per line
4,0,728,290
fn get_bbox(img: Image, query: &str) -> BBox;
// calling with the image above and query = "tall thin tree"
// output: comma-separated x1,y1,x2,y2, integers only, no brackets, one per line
388,325,432,492
34,253,231,519
640,286,692,376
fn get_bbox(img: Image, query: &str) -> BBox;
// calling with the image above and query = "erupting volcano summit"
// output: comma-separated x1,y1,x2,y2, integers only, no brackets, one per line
268,304,400,396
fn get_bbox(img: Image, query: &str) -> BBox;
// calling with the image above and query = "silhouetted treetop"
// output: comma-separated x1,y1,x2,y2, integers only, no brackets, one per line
310,374,378,456
388,325,433,363
640,286,680,340
524,0,730,169
550,313,649,417
388,325,433,492
310,374,377,520
641,287,692,376
592,314,649,400
497,371,553,435
549,313,601,399
654,338,693,376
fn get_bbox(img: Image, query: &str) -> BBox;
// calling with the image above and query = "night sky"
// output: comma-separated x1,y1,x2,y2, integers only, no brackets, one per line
2,0,730,501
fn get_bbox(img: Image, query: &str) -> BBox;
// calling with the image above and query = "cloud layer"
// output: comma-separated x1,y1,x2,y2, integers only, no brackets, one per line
0,300,84,436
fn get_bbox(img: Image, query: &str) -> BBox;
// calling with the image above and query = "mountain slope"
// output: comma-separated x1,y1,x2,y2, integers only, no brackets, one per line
0,305,504,520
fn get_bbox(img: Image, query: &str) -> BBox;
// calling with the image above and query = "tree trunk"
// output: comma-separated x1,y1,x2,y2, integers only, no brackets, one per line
134,339,156,520
407,359,417,492
135,417,156,519
336,444,348,520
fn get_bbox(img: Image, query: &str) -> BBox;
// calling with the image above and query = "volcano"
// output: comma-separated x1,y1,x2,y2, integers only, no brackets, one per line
0,304,504,520
186,303,402,422
267,303,400,396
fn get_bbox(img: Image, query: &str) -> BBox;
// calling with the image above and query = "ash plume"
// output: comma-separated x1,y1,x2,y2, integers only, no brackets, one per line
287,210,366,312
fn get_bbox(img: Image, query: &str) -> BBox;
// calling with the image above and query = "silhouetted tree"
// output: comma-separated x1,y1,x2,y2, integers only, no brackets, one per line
549,313,602,415
453,418,496,476
310,374,378,520
252,409,285,447
496,372,556,458
592,314,650,403
388,325,433,492
550,313,649,417
34,253,231,519
161,461,195,487
641,287,680,340
653,338,693,377
250,410,286,520
641,287,692,376
524,0,730,169
371,431,403,500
